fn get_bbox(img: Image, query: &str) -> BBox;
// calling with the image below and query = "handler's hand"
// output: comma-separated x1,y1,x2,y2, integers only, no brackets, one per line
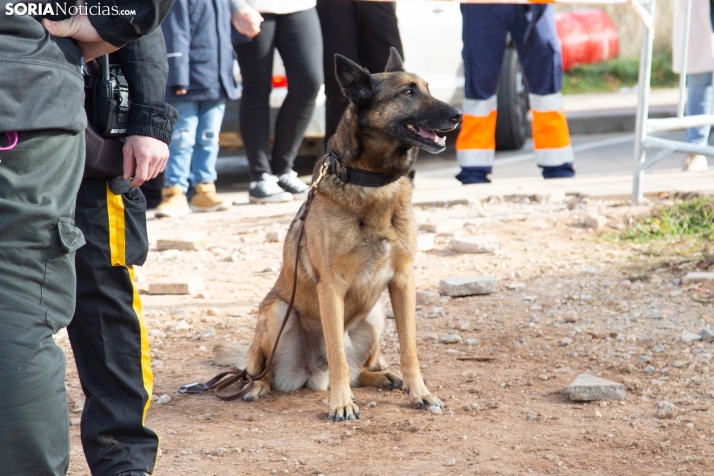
122,136,169,188
42,14,118,62
231,5,263,38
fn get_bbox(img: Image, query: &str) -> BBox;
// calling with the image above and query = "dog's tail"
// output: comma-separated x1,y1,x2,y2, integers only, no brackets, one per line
212,343,248,369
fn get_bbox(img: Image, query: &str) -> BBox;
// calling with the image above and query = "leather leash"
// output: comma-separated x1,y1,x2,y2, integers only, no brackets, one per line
179,158,331,401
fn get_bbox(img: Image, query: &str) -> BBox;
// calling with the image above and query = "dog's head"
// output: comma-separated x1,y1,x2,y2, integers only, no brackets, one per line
334,48,462,161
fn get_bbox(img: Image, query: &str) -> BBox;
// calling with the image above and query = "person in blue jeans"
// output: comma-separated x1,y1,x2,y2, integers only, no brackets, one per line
159,0,238,217
673,0,714,172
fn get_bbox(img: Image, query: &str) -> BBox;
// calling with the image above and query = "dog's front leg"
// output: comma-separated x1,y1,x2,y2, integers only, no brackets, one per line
316,281,360,422
389,270,443,411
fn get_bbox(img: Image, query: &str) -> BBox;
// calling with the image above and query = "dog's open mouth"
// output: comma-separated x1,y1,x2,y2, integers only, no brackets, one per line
404,124,446,148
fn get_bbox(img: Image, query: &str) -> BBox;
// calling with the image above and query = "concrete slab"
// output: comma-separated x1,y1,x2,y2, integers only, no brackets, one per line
564,374,626,401
439,276,497,297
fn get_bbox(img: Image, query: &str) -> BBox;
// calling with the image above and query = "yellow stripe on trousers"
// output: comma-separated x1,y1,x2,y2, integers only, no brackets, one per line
106,184,154,424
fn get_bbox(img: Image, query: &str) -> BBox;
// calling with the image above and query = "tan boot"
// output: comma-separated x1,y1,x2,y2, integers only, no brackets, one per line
155,185,190,218
190,182,230,212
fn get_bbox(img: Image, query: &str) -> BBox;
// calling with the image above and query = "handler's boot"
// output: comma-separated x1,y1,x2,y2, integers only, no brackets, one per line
155,185,190,218
190,182,231,213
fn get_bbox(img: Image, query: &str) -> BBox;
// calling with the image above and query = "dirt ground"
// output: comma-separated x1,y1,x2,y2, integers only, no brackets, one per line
58,193,714,476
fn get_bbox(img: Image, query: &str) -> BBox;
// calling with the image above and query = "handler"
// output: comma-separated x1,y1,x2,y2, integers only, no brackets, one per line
456,4,575,184
71,29,177,476
0,2,173,474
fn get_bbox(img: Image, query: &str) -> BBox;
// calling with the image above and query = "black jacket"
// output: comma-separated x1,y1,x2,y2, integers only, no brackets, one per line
86,29,178,144
0,0,175,134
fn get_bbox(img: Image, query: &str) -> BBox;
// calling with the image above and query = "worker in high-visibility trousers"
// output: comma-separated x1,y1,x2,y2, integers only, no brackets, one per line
456,4,575,184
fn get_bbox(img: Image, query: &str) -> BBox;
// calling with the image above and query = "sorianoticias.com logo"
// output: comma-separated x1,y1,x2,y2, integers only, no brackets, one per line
5,3,135,16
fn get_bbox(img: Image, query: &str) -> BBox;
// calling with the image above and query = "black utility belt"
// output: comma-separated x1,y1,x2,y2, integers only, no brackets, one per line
84,55,131,138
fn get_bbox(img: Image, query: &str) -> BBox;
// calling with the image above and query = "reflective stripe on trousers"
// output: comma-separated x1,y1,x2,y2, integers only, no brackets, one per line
456,92,574,168
456,96,497,167
530,92,574,166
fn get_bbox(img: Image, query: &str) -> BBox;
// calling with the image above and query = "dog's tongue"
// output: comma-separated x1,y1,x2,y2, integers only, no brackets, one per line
415,126,446,146
415,126,437,141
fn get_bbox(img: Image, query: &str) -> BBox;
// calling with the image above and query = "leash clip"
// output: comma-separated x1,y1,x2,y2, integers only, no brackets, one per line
178,382,209,394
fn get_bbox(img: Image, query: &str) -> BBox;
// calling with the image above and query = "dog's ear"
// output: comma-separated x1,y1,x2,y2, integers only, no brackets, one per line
384,47,404,73
335,54,372,104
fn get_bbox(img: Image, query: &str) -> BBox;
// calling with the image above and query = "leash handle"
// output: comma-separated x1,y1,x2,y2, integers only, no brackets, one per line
179,158,331,401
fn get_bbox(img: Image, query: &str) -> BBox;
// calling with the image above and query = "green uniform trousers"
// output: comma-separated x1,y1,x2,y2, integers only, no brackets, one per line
0,130,86,476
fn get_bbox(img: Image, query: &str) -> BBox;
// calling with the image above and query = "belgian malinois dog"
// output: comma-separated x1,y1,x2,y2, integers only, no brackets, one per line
215,48,461,421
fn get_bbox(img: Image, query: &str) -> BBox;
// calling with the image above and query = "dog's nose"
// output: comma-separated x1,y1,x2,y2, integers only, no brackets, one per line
450,109,463,124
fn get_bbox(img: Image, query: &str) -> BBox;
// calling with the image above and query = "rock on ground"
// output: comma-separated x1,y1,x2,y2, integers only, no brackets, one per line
564,374,626,401
682,272,714,283
265,230,286,242
702,328,714,343
439,276,497,297
655,401,677,419
439,334,462,344
156,232,208,251
148,277,204,295
679,332,702,343
418,219,464,234
451,235,500,254
582,213,608,230
416,290,440,305
157,394,172,405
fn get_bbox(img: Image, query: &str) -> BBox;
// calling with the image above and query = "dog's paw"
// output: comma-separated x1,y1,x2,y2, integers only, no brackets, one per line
329,401,361,422
376,370,403,391
410,392,443,411
242,379,270,402
402,380,442,411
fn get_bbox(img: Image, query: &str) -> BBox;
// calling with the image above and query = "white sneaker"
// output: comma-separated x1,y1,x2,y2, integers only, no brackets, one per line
684,154,708,172
277,170,309,198
249,173,293,204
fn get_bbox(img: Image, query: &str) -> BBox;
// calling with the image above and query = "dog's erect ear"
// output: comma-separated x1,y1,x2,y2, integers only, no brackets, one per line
335,54,372,104
384,47,404,73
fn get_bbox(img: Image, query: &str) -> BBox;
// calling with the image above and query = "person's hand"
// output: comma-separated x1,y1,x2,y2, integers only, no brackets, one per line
122,135,169,187
231,5,263,38
174,89,188,96
42,14,118,62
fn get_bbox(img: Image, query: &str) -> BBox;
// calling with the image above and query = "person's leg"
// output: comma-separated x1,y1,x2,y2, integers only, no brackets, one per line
235,16,277,182
272,7,324,178
683,72,713,171
455,4,510,184
164,99,199,192
355,1,404,75
316,0,361,144
70,177,158,476
685,72,713,145
157,99,198,217
515,5,575,179
189,99,231,212
189,99,226,186
0,130,85,476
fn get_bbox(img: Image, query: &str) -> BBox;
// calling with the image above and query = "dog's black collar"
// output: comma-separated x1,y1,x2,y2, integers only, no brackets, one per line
326,149,413,187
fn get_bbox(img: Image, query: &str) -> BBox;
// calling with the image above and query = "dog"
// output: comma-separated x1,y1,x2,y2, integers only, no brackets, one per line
214,48,462,421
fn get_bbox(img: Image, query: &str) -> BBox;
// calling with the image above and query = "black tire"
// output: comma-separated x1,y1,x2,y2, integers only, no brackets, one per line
495,46,529,151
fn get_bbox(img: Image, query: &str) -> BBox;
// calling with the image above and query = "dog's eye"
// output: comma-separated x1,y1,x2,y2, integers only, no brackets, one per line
404,88,414,96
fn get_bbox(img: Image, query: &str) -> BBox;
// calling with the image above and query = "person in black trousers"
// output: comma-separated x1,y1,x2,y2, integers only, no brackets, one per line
71,28,177,476
316,0,404,144
231,0,323,204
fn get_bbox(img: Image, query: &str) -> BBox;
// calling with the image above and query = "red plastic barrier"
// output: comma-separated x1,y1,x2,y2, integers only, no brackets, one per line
555,9,620,71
